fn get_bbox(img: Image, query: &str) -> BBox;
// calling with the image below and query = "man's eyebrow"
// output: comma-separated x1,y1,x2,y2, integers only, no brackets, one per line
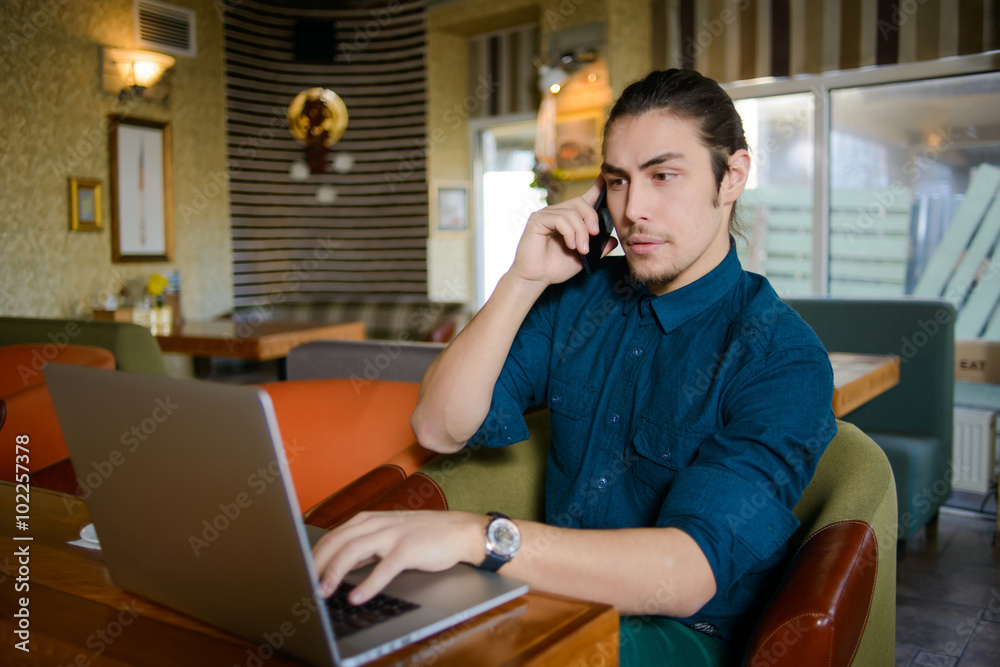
639,151,686,170
601,152,687,175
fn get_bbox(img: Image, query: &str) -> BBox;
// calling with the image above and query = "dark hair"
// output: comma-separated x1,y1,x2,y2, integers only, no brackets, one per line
603,69,748,234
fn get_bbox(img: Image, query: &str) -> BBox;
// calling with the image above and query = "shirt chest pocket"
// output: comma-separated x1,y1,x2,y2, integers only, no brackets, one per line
546,376,597,474
629,419,705,501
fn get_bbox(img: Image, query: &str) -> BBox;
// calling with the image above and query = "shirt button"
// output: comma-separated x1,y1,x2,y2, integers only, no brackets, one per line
662,451,671,461
551,395,561,405
596,477,608,489
609,413,620,424
632,347,643,358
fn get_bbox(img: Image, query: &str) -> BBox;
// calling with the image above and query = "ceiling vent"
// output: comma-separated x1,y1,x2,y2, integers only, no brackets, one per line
136,0,196,57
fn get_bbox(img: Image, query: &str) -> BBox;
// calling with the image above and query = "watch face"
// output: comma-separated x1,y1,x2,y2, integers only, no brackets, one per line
487,518,521,557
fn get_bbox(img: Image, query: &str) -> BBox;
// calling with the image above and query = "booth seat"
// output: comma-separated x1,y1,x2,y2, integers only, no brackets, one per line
0,344,116,484
304,411,898,666
784,297,955,544
232,300,466,342
286,339,446,383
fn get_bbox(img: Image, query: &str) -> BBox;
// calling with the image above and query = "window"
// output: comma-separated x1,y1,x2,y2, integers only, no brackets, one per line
472,118,548,309
727,54,1000,339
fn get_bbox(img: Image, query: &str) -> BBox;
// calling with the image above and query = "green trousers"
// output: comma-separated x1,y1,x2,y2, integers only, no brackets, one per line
618,616,727,666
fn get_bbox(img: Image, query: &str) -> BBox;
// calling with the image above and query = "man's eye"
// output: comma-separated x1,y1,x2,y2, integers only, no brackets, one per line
653,173,672,181
607,178,626,188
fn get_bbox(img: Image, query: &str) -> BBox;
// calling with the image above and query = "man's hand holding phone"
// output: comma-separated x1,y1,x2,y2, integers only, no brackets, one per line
508,177,618,288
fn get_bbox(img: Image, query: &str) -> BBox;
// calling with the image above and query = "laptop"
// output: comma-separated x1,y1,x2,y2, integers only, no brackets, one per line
44,363,528,667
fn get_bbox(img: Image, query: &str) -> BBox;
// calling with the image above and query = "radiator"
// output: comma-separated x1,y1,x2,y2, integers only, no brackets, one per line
951,407,998,494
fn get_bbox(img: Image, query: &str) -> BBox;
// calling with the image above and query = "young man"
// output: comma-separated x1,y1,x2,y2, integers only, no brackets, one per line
313,69,836,665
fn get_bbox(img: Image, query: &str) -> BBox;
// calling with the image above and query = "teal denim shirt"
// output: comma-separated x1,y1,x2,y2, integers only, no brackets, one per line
469,246,836,649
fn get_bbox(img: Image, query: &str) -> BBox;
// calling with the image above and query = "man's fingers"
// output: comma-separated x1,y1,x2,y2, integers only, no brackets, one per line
349,554,407,605
580,175,606,207
317,531,390,597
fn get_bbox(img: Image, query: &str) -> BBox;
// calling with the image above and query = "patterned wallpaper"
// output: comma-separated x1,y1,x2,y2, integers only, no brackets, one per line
0,0,230,322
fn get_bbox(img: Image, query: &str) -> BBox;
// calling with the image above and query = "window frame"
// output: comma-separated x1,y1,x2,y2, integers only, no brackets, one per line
724,51,1000,295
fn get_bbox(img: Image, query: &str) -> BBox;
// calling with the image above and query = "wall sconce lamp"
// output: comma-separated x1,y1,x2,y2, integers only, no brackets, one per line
538,64,569,94
102,47,175,102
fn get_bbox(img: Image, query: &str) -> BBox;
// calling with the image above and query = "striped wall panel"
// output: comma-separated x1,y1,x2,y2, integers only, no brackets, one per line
225,0,430,307
652,0,1000,83
468,24,541,118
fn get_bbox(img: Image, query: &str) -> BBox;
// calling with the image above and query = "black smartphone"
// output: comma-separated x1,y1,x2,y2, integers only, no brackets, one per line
582,184,614,274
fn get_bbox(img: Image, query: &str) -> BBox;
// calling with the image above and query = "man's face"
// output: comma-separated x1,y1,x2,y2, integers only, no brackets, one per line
602,111,748,296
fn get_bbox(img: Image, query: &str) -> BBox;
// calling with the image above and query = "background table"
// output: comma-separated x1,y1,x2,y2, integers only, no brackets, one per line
155,320,366,361
0,484,619,666
155,320,366,379
830,352,901,417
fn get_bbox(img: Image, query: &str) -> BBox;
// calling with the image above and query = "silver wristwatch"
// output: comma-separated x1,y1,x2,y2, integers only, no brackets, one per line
478,512,521,572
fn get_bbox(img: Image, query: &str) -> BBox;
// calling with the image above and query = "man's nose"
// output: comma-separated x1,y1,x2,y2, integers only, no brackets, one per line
624,181,651,223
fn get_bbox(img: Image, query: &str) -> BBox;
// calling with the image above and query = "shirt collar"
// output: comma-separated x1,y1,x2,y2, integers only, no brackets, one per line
624,243,743,335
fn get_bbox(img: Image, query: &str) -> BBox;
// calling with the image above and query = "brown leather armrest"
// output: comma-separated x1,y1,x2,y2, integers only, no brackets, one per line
745,520,878,667
303,465,407,529
302,465,449,530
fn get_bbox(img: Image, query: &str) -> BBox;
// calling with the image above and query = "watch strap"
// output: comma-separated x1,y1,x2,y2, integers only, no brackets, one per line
478,550,509,572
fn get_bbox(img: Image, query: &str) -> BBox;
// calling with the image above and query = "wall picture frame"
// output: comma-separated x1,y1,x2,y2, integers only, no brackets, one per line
109,116,173,262
431,181,470,232
68,177,103,232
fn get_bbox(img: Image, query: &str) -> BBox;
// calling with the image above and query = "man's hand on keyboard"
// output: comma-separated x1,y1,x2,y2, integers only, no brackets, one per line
312,510,488,605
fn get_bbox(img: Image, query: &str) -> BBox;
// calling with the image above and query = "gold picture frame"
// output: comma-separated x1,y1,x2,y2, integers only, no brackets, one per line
69,177,103,232
109,116,174,262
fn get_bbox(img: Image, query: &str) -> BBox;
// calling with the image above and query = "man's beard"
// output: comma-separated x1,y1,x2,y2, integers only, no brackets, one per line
627,260,683,293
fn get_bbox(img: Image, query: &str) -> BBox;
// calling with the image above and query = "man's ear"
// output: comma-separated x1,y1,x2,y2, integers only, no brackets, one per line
721,149,751,204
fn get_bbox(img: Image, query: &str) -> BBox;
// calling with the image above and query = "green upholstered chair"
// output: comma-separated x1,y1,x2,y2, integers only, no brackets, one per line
311,411,897,665
784,297,955,544
0,316,167,375
0,317,167,495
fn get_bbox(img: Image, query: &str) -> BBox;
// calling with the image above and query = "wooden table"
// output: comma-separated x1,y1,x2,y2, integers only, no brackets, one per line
0,484,619,666
829,353,901,418
154,320,367,379
155,320,366,361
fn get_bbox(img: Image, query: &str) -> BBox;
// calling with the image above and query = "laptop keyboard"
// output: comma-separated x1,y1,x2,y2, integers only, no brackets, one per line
326,582,421,638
